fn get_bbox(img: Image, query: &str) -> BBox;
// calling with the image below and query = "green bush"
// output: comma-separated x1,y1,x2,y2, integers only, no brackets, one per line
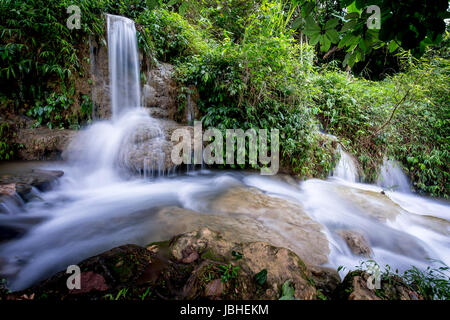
313,52,449,197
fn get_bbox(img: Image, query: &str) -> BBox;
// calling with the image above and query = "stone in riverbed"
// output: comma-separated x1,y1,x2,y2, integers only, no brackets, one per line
210,187,330,265
337,229,373,258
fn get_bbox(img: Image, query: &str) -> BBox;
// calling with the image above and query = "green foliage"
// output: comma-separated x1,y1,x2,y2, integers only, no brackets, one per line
279,279,295,300
0,122,14,160
355,260,450,300
294,0,449,67
253,269,267,285
27,92,73,129
175,2,335,176
403,263,450,300
137,8,211,64
218,264,240,283
313,52,449,197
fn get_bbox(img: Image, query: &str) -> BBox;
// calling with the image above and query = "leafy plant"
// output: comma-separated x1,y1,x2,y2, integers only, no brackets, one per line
253,269,267,286
279,279,296,300
219,264,240,283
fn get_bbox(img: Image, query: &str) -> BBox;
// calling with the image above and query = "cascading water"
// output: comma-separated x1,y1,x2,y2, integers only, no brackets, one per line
332,145,359,182
377,158,411,193
65,14,166,179
0,16,449,292
107,14,141,117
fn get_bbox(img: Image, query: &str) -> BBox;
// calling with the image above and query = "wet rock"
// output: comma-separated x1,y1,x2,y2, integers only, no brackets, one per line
309,265,341,298
335,270,422,300
169,228,318,300
143,63,177,120
69,272,109,295
211,187,330,265
0,169,64,199
0,184,16,197
204,279,224,297
120,119,193,174
0,225,25,243
337,230,373,258
12,126,76,161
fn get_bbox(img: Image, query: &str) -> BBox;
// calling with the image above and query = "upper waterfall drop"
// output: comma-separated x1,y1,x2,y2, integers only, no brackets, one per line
107,14,141,118
377,158,411,193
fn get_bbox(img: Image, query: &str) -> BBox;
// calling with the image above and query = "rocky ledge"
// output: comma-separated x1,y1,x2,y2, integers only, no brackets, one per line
0,228,422,301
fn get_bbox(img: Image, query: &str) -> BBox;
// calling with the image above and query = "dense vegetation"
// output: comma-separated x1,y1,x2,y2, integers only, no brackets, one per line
0,0,448,197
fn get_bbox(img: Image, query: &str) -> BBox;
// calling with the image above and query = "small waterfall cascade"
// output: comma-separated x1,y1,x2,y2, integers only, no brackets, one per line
332,145,359,182
107,14,141,117
377,158,411,193
63,14,168,179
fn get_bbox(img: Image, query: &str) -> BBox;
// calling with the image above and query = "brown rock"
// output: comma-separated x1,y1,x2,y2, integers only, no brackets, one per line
70,272,108,294
204,279,224,297
337,230,373,258
211,187,330,265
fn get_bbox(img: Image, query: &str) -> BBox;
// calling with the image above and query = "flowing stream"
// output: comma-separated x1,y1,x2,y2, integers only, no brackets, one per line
0,15,448,292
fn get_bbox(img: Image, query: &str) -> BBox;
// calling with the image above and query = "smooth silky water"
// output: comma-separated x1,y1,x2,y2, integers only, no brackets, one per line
0,15,448,291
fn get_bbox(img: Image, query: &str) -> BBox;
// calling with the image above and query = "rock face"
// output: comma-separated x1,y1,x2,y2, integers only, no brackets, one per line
142,63,199,124
337,230,373,258
119,119,193,174
335,270,422,300
12,125,76,161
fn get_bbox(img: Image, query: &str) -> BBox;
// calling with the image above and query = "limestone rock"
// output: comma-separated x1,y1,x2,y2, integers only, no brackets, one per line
337,230,373,257
210,187,330,265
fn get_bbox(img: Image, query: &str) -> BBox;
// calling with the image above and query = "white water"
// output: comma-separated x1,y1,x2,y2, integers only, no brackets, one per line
377,158,411,193
0,16,449,292
107,14,141,118
332,145,359,182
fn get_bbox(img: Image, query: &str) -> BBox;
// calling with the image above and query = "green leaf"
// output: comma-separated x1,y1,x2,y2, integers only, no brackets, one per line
179,1,189,15
388,41,399,53
304,16,321,35
301,2,315,18
309,32,321,45
146,0,159,10
282,280,295,297
341,20,358,32
292,17,303,30
254,269,267,285
326,29,340,43
325,18,339,30
320,35,332,52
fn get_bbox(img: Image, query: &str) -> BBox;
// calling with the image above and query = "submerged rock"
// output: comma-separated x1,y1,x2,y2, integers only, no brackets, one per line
337,230,373,258
0,169,63,206
211,187,330,265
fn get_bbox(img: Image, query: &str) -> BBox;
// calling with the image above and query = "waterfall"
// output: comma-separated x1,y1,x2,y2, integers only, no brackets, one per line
107,14,141,117
377,158,411,193
63,14,167,179
332,145,359,182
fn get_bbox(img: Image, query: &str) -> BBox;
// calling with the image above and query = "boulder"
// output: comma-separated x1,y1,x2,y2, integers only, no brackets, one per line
210,187,330,265
335,270,422,300
337,230,373,258
12,126,76,161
